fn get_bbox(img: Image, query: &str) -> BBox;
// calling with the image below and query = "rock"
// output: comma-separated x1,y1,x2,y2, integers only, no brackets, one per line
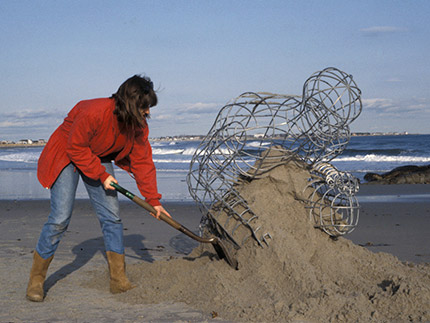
364,164,430,184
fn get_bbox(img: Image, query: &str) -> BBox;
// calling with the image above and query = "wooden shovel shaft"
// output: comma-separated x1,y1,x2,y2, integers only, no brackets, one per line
110,183,238,270
132,197,206,240
112,182,217,243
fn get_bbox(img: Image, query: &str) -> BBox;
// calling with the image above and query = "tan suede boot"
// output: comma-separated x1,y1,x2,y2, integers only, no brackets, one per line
106,251,135,294
26,251,54,302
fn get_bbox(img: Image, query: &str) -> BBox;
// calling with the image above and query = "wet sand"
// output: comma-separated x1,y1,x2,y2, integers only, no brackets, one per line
0,183,429,322
349,183,430,264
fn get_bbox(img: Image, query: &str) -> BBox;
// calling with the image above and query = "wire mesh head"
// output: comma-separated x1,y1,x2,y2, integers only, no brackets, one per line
300,67,362,164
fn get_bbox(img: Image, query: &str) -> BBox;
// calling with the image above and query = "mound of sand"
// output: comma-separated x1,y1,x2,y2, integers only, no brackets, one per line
89,162,430,322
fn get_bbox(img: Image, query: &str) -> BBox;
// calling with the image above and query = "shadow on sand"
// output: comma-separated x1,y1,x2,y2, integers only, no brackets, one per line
44,234,154,295
43,233,198,297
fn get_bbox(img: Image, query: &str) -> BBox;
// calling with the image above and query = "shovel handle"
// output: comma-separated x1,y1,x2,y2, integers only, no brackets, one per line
111,182,238,269
111,182,219,243
110,182,181,230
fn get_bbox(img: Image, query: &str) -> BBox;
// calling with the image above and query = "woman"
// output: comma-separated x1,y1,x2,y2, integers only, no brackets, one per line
26,75,171,302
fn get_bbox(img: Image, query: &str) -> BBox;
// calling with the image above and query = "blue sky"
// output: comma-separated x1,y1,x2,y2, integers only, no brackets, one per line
0,0,429,140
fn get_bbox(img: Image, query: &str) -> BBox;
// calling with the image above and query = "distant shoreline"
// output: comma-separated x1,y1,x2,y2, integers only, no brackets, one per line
0,143,46,148
1,132,428,148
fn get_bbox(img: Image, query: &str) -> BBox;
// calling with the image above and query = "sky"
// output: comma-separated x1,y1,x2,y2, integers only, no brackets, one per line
0,0,429,141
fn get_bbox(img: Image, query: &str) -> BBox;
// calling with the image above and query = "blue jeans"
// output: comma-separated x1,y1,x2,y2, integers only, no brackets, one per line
36,163,123,259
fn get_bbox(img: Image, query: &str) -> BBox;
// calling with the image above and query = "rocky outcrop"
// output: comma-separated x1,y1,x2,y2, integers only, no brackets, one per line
364,164,430,184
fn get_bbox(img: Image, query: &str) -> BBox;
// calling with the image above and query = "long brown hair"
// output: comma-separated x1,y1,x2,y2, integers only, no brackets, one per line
111,75,157,130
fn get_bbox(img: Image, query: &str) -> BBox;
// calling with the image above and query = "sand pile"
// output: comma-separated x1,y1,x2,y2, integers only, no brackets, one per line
89,162,430,322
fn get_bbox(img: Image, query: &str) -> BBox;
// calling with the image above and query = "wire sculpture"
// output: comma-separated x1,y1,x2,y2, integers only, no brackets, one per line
304,162,360,236
187,67,362,248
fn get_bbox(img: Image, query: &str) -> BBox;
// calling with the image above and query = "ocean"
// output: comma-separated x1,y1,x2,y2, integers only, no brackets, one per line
1,134,429,201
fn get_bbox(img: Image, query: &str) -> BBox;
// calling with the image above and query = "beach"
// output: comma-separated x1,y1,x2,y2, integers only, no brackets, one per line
1,183,429,322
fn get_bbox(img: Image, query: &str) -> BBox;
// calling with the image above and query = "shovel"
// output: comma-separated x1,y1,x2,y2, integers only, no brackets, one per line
110,182,238,269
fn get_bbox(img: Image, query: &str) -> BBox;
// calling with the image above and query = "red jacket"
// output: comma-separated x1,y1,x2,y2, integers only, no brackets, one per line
37,98,162,206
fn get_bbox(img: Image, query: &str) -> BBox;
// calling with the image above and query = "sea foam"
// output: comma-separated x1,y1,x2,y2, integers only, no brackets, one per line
334,154,430,163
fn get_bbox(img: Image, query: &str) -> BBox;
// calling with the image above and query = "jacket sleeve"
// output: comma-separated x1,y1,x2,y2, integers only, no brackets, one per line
65,109,110,183
129,128,162,206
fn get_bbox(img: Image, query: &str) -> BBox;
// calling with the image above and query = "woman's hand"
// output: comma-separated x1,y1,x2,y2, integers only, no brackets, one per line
103,175,118,190
151,205,172,220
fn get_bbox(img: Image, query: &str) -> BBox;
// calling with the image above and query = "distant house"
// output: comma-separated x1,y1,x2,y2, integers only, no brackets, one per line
18,139,33,144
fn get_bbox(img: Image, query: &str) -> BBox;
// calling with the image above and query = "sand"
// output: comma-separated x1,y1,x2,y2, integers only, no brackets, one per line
1,164,430,322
